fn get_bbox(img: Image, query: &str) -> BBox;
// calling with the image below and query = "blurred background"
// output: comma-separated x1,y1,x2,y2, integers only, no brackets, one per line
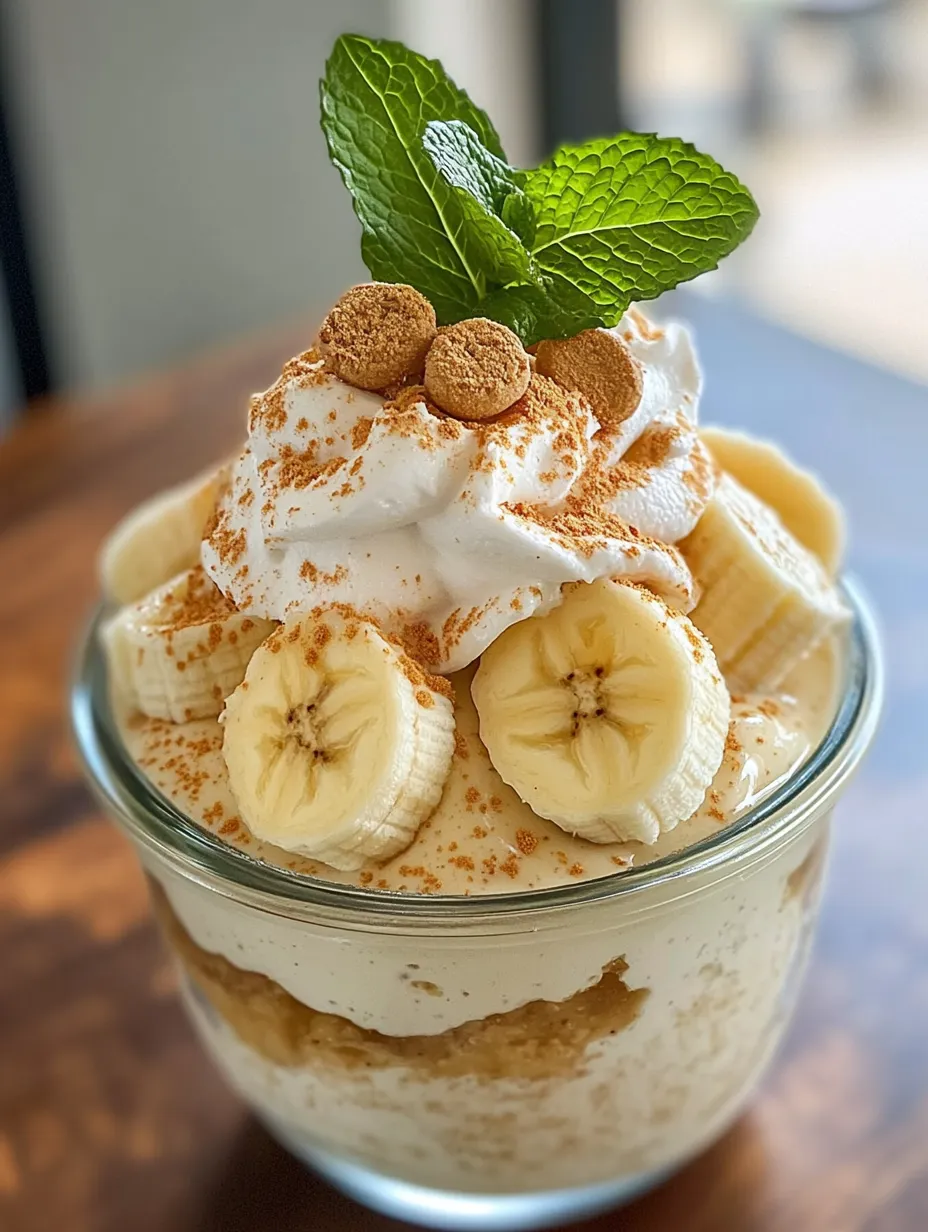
0,0,925,425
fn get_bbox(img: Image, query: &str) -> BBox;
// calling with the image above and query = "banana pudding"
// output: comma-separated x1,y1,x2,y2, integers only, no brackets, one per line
75,32,881,1229
98,284,850,1204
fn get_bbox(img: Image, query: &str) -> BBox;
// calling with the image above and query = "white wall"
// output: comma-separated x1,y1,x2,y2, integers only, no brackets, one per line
3,0,390,389
2,1,538,394
392,0,539,168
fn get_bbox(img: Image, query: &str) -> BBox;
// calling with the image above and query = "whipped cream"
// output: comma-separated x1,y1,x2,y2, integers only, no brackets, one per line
203,310,714,672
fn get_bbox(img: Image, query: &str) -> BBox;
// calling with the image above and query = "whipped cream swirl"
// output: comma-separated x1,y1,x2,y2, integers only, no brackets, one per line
202,310,714,672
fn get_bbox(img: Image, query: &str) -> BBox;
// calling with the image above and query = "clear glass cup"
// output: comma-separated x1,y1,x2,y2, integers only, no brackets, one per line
71,581,882,1231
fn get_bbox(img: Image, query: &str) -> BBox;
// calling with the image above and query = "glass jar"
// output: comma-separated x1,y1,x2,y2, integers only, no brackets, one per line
71,582,882,1231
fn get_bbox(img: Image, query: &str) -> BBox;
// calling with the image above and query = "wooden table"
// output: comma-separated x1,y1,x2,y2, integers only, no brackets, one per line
1,301,926,1232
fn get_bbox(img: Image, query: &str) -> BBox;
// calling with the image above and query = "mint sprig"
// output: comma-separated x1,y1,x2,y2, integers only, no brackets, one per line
320,35,505,321
421,120,536,286
321,35,759,344
523,135,759,323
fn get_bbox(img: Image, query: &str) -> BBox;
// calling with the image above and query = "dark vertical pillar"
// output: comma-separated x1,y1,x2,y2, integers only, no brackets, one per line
537,0,625,154
0,4,53,402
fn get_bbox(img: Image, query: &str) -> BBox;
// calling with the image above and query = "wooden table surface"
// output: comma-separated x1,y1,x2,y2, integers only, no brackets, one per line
1,301,926,1232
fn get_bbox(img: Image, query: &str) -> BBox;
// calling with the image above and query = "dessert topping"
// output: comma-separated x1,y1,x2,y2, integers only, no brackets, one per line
221,608,455,869
321,35,758,345
318,282,436,390
535,329,643,429
424,318,530,421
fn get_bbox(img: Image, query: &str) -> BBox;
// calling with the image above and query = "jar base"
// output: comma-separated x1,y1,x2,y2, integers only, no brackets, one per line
263,1115,674,1231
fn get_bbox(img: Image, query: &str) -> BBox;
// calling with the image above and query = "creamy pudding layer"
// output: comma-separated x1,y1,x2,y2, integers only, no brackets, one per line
123,634,837,1035
150,808,829,1191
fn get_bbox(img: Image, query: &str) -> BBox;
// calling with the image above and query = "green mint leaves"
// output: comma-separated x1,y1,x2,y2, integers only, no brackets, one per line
524,135,759,323
319,35,505,322
421,121,535,286
321,35,759,344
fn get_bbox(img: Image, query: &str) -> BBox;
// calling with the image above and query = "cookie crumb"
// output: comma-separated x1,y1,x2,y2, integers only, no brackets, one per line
424,318,530,421
535,328,643,428
318,283,436,390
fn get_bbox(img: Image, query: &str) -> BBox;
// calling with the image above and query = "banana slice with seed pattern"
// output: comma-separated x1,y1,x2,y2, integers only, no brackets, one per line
221,611,456,870
104,566,274,722
471,578,730,845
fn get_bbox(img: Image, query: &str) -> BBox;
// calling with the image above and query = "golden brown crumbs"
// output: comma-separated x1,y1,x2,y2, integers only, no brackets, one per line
206,515,247,569
350,416,374,450
157,565,238,630
397,620,442,669
278,451,345,491
515,829,538,855
299,560,348,588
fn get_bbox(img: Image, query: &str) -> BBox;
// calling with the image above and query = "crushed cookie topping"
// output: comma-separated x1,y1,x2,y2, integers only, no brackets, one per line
203,289,706,673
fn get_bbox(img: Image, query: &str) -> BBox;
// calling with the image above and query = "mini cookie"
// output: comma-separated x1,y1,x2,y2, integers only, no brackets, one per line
424,318,530,421
318,283,437,390
535,329,643,429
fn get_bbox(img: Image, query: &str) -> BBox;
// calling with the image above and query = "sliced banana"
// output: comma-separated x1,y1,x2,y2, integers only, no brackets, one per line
221,612,456,870
471,579,730,845
681,473,849,694
701,426,844,576
100,464,229,605
104,566,274,723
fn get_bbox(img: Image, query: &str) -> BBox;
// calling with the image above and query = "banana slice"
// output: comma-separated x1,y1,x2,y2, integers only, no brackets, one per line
701,426,844,576
101,464,229,605
681,473,849,694
471,579,729,845
104,566,274,722
221,611,456,870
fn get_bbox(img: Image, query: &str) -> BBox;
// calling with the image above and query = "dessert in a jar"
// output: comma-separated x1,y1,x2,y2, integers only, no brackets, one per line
74,33,881,1230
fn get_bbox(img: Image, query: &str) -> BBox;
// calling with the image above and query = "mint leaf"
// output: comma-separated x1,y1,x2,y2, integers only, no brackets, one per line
478,280,603,347
525,133,759,320
421,120,536,286
320,35,506,322
501,191,535,249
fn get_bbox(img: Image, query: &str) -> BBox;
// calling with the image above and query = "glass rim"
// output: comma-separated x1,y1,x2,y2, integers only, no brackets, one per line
71,577,883,925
